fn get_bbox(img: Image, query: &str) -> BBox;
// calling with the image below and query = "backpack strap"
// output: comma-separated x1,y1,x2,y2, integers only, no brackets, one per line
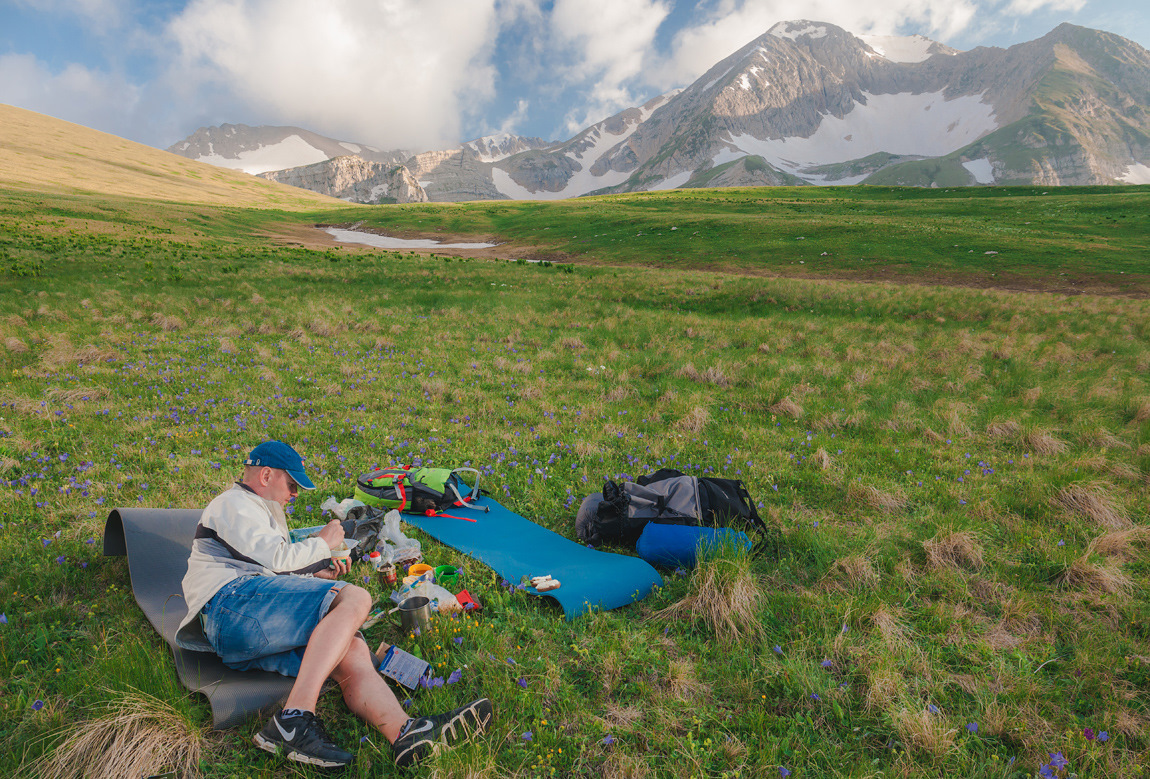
392,472,408,513
446,468,483,507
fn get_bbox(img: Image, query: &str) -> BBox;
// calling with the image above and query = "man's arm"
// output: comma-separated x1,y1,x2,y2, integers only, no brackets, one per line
199,495,335,574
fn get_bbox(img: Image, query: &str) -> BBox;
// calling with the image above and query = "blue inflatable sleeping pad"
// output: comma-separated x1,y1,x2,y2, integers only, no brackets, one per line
403,497,662,620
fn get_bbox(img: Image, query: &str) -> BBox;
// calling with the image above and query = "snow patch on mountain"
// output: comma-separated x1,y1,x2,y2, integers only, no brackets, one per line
701,64,737,92
492,97,671,199
724,91,997,183
860,34,944,63
963,158,995,184
495,124,635,199
196,135,330,175
1119,162,1150,184
340,142,361,153
770,22,828,41
647,171,692,191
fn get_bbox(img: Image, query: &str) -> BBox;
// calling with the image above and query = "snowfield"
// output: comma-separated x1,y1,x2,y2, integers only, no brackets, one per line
1119,162,1150,184
194,134,330,175
491,95,671,200
962,158,995,184
647,171,692,191
722,91,998,184
771,22,828,41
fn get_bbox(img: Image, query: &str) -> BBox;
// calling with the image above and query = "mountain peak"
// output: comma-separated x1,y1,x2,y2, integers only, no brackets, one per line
767,20,838,41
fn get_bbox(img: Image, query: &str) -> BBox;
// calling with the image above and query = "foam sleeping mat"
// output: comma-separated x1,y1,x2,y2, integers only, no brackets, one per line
103,508,295,729
403,497,663,620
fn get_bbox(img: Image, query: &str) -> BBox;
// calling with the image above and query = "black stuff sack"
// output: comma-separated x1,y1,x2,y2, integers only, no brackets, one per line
575,469,764,547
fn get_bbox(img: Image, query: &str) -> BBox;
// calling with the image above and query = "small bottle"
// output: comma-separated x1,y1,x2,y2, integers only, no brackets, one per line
367,551,383,570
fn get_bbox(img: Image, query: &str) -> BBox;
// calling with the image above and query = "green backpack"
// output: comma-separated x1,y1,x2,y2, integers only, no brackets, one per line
354,466,482,514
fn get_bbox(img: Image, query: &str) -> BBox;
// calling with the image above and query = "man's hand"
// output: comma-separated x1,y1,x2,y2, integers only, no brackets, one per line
316,519,345,550
314,559,349,580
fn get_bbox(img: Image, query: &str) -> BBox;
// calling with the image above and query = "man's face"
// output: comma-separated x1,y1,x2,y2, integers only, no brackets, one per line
263,467,299,507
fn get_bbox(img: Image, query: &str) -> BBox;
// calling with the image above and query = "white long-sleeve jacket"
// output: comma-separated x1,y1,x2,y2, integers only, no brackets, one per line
175,483,332,651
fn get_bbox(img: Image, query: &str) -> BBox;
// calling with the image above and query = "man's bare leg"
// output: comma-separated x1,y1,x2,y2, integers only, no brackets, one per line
331,637,409,742
283,585,372,713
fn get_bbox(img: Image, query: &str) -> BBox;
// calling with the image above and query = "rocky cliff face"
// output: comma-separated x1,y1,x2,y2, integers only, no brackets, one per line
259,156,428,203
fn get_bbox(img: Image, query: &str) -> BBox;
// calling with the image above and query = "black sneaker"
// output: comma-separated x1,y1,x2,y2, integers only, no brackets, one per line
253,709,354,769
392,697,494,767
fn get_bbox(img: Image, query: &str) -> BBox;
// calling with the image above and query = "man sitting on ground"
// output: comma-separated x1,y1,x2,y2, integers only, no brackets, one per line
175,440,493,768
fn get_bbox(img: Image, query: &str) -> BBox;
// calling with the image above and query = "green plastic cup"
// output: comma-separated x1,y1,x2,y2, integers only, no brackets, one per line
434,565,461,590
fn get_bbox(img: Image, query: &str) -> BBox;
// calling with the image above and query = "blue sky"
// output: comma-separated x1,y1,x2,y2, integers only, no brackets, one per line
2,0,1146,152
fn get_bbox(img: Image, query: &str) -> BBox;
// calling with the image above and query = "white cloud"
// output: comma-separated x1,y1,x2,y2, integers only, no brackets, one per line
0,53,143,136
498,99,531,135
549,0,671,132
167,0,502,150
1005,0,1086,14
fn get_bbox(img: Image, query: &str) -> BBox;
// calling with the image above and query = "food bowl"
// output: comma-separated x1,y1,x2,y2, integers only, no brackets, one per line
407,563,434,578
330,541,352,563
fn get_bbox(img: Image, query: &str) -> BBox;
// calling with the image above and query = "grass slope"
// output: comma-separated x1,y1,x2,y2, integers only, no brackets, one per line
0,105,343,209
0,186,1148,779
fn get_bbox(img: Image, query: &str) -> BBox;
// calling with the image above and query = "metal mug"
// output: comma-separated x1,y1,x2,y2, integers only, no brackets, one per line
394,595,432,634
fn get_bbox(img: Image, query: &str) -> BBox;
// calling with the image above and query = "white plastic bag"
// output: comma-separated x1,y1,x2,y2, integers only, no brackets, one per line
382,509,421,561
401,581,461,615
320,496,368,520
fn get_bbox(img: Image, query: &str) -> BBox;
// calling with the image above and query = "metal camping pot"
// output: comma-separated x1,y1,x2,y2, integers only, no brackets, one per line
395,596,432,634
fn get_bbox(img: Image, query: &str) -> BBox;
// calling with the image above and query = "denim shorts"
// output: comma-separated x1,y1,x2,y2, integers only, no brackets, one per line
201,574,348,677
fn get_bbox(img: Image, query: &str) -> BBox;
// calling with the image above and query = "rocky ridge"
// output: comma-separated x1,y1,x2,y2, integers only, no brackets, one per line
258,156,428,204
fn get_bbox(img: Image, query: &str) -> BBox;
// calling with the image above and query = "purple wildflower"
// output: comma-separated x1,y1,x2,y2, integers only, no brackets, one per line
517,677,528,689
521,731,533,741
0,613,7,625
779,769,791,778
601,734,615,746
928,704,939,714
55,555,65,565
1084,727,1095,740
1098,731,1109,742
966,722,978,734
1048,752,1069,770
446,668,462,685
810,693,821,701
820,658,832,668
453,636,463,645
773,645,783,654
32,699,44,711
506,657,517,665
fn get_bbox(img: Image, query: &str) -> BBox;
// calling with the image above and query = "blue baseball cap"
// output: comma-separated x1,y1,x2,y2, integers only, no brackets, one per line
244,440,316,490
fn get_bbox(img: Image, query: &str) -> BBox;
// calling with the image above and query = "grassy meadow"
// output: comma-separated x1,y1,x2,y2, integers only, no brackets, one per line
1,183,1149,779
314,185,1150,295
